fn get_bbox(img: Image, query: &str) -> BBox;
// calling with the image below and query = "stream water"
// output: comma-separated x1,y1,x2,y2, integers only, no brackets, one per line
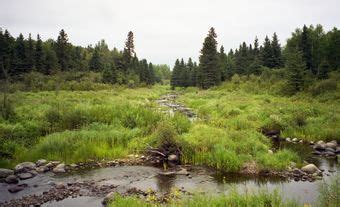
0,94,338,206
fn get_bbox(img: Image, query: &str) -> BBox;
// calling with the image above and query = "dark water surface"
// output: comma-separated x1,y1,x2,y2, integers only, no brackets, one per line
0,141,338,206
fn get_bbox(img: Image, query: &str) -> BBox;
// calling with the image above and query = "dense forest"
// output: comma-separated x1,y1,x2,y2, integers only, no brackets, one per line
171,25,340,93
0,29,171,88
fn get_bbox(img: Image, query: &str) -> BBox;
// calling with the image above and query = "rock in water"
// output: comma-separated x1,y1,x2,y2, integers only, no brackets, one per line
36,159,47,167
53,163,66,173
168,154,178,162
5,175,19,184
14,162,36,173
0,168,14,178
18,172,35,180
314,143,326,151
102,192,115,205
8,184,28,193
326,142,337,149
36,166,49,173
301,164,320,174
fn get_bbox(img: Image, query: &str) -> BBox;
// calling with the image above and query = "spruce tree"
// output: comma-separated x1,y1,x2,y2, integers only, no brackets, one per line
199,27,220,89
170,59,181,89
13,33,27,75
187,58,195,86
318,60,329,79
271,33,283,68
218,46,228,81
300,25,312,71
286,48,306,94
56,29,70,71
26,33,35,71
89,47,103,71
261,35,273,68
35,34,45,73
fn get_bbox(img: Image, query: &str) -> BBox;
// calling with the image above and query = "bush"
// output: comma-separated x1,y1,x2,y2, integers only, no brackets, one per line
310,79,337,96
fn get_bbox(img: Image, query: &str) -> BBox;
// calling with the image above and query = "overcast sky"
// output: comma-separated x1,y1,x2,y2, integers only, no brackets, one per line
1,0,339,67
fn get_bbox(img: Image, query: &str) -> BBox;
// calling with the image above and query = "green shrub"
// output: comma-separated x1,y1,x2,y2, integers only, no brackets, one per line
310,79,337,96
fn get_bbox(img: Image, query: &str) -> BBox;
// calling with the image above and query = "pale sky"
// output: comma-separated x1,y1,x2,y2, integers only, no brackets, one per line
1,0,339,67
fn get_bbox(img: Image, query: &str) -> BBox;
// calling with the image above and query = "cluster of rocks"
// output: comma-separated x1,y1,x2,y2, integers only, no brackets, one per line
0,160,73,194
0,181,117,207
311,140,339,158
156,94,197,119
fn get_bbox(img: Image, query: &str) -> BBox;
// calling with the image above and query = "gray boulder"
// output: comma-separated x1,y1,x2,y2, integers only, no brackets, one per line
52,163,66,173
326,142,337,149
17,172,35,180
102,192,115,205
5,175,19,184
0,168,14,178
8,184,28,193
316,140,325,145
326,148,335,153
314,143,326,151
36,159,47,167
36,166,49,173
14,162,36,173
168,154,178,162
301,164,320,174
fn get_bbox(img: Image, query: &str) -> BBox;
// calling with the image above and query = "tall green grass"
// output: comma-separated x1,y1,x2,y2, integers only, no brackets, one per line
109,190,299,207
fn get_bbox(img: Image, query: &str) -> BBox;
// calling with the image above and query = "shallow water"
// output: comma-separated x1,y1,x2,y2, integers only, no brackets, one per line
1,148,338,206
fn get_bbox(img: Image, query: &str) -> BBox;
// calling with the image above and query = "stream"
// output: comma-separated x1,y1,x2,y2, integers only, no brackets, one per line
0,93,338,206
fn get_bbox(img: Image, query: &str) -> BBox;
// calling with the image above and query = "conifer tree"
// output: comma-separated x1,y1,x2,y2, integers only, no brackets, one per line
56,29,70,71
199,27,220,89
261,35,273,68
218,46,228,81
271,33,283,68
35,34,45,73
170,59,181,89
12,33,27,75
300,25,312,71
253,36,260,57
286,48,306,94
26,33,35,71
89,47,103,71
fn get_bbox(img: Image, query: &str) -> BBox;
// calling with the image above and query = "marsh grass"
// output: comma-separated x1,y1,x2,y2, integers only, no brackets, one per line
109,190,299,207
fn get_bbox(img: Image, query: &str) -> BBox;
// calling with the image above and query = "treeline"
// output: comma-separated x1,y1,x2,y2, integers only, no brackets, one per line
0,28,170,86
171,25,340,92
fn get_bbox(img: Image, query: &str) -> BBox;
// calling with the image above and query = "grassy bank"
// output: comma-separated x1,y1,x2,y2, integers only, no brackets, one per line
109,190,299,207
1,75,339,173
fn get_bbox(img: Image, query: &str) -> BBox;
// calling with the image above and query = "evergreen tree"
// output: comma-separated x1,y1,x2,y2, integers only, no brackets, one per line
187,58,195,86
35,34,45,73
286,48,306,94
147,63,155,85
125,31,135,58
327,27,340,71
199,27,220,89
261,35,273,68
56,29,70,71
12,33,27,75
44,43,59,73
253,36,260,57
170,59,181,88
218,46,228,81
26,33,35,71
89,47,103,71
271,33,283,68
300,25,312,71
102,63,117,84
